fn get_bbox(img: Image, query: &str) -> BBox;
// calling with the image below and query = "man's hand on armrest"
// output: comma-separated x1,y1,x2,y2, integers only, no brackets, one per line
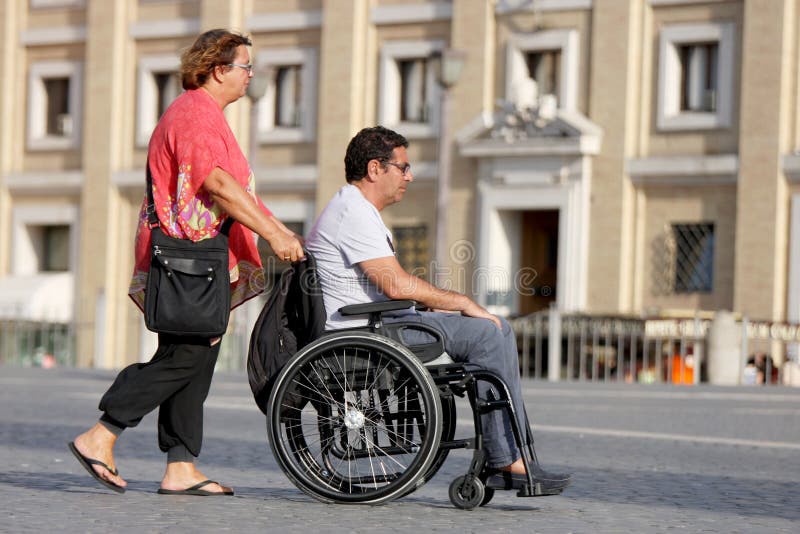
359,256,501,329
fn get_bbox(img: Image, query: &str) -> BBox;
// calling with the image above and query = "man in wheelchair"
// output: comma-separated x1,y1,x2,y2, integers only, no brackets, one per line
303,126,571,502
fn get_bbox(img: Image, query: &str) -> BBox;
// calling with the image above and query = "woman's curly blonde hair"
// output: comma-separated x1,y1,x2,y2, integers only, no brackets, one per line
180,29,252,90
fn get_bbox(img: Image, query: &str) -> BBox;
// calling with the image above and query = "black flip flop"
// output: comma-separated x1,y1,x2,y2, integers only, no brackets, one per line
68,441,126,494
158,479,234,496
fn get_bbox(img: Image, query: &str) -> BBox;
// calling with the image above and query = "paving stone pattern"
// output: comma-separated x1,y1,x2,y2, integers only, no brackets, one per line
1,366,799,533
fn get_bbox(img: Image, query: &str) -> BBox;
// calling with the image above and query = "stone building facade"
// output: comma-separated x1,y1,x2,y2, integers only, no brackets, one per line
1,0,798,368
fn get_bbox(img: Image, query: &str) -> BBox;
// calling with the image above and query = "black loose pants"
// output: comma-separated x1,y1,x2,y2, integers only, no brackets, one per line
98,334,220,457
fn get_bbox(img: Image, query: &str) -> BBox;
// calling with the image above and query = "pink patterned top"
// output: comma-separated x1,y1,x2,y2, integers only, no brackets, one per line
128,88,272,312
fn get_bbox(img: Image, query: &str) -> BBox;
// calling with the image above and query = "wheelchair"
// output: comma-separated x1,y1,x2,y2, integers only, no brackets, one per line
265,294,563,510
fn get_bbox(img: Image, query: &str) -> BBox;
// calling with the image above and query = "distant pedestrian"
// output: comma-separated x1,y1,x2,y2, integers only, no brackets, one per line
68,28,303,496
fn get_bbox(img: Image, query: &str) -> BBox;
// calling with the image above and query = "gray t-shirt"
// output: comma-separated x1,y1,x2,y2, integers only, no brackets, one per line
306,184,410,329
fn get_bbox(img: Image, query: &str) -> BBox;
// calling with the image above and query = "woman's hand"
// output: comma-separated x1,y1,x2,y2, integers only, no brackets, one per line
267,231,305,263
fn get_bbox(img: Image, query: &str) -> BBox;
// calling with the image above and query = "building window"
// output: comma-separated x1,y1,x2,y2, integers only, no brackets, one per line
274,65,302,128
526,49,561,101
27,61,83,150
679,42,718,112
43,78,71,136
506,29,578,110
392,225,429,280
137,55,181,147
255,47,318,144
41,225,71,272
398,58,431,123
153,72,180,119
11,204,78,276
672,223,714,293
379,40,444,139
657,22,734,131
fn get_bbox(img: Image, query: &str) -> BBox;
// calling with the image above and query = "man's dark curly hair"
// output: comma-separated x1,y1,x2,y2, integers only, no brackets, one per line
344,126,409,183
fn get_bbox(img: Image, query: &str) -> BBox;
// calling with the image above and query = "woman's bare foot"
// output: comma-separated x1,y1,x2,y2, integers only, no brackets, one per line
160,462,232,494
72,423,127,489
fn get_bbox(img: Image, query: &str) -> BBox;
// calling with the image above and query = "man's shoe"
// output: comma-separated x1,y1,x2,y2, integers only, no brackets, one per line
485,465,571,495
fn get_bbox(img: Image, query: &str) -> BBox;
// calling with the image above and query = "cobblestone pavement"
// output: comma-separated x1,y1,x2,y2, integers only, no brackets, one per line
1,365,799,533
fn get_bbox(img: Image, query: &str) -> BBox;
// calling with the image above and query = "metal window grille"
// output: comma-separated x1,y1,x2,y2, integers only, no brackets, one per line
671,223,714,293
392,225,429,280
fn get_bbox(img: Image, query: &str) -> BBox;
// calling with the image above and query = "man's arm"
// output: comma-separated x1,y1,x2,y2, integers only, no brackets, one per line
359,256,501,329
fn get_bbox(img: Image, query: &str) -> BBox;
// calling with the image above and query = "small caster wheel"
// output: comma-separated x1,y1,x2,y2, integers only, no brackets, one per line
449,476,485,510
480,487,495,507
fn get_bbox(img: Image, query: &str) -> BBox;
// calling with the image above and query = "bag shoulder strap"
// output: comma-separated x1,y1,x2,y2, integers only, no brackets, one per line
146,161,235,235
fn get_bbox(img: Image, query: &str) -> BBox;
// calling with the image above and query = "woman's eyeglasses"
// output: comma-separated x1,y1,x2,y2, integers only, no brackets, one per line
227,63,254,74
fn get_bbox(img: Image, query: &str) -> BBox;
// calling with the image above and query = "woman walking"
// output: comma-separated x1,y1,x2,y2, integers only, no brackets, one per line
69,29,304,496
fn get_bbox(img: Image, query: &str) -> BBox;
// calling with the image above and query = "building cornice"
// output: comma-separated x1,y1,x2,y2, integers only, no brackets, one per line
627,155,738,186
496,0,593,14
371,3,452,25
649,0,729,6
21,26,86,46
458,108,602,158
129,18,201,40
246,10,323,32
4,171,84,195
30,0,85,8
461,136,600,158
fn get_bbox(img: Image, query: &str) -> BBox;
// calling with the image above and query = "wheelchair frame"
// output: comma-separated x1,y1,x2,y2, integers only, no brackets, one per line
266,299,551,509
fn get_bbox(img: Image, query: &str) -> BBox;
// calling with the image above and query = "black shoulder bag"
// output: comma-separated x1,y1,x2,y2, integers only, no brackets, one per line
143,164,233,337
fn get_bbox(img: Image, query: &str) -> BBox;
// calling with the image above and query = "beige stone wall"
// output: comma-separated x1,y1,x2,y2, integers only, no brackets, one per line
137,0,201,22
638,185,736,313
442,0,493,289
495,9,592,114
253,0,322,12
643,2,743,156
586,0,639,314
75,0,133,366
735,0,795,322
21,43,85,172
26,5,86,28
0,1,21,277
315,0,370,211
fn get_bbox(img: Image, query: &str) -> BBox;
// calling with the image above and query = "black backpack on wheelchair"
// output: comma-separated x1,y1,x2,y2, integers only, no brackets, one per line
247,253,567,509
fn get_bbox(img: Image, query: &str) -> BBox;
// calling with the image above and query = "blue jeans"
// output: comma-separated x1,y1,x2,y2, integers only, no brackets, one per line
385,311,527,468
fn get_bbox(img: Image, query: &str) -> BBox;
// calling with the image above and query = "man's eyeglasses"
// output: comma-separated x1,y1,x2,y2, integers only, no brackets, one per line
227,63,254,74
384,161,412,176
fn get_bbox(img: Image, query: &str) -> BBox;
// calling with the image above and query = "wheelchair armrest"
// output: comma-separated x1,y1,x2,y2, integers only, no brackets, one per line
339,300,416,316
380,322,446,364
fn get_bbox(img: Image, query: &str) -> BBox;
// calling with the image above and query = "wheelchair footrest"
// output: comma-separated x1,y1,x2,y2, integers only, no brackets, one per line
484,473,568,497
516,482,564,497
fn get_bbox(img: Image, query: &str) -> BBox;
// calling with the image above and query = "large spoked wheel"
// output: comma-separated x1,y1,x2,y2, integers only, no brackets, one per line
267,332,443,505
